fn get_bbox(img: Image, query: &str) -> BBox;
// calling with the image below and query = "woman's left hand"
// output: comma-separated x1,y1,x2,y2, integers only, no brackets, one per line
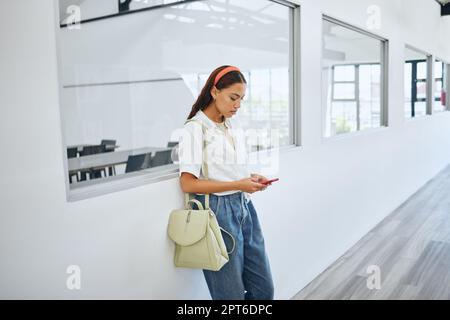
250,173,270,191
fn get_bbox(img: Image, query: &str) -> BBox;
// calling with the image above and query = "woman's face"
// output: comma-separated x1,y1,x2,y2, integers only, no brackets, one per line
212,82,246,118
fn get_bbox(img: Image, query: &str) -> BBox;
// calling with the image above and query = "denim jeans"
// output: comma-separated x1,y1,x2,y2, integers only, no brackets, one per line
194,192,274,300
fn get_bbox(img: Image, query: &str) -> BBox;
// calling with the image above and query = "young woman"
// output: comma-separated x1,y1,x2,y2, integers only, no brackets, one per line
178,65,274,300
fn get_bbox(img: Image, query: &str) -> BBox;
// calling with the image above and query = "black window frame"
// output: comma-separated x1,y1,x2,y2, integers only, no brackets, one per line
405,59,428,118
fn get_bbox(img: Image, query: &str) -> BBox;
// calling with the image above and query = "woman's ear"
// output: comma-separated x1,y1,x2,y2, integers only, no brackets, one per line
210,86,219,99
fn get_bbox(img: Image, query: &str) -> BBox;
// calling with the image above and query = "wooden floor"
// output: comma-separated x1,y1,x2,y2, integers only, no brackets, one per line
293,165,450,300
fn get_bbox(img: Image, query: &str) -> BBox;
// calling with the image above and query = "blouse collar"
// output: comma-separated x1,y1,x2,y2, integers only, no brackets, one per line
198,110,231,129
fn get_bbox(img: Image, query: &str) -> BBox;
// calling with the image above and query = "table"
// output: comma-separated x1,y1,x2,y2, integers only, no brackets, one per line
67,144,120,153
68,147,171,173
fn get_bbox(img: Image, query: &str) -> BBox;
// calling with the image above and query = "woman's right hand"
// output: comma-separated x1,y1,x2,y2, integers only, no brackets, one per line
236,177,266,193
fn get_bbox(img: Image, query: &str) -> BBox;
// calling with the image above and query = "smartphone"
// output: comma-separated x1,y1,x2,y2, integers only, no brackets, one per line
262,178,279,185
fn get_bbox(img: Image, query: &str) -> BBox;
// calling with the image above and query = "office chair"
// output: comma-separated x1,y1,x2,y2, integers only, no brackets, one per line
80,145,107,180
125,153,152,173
67,147,78,158
101,139,117,176
67,147,79,183
151,149,173,167
101,139,116,151
167,141,179,148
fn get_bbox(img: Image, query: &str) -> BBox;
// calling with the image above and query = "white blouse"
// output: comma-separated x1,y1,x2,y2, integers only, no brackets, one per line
178,110,252,200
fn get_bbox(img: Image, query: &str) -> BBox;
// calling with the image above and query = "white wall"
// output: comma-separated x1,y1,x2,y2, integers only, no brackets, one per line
1,0,450,299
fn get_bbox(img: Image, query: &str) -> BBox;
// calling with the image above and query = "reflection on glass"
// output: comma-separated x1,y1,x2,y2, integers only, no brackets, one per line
435,80,443,98
322,19,383,137
435,60,443,79
359,64,381,130
415,102,427,117
333,83,355,100
417,62,427,80
416,82,427,99
334,65,355,81
404,62,412,117
404,47,428,118
434,60,447,113
331,102,357,134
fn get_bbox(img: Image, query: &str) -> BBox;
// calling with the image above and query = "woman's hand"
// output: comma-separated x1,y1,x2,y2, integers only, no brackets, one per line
250,173,272,189
236,177,266,193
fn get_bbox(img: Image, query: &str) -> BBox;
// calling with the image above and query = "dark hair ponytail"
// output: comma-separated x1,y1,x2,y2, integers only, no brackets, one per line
187,65,247,120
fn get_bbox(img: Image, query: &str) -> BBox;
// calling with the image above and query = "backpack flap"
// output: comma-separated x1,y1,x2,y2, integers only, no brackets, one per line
168,209,209,246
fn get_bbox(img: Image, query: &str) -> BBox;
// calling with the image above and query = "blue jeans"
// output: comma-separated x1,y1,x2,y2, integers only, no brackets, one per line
194,192,274,300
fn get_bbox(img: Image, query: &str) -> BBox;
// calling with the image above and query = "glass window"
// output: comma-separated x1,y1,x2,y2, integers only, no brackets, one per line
334,65,355,81
333,83,356,100
416,82,427,100
404,46,429,118
434,59,448,113
359,64,381,130
57,0,295,192
435,60,443,78
404,62,412,118
331,102,357,134
322,18,386,137
417,62,427,80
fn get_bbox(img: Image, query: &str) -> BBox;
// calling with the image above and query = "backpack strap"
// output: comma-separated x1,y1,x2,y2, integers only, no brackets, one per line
184,119,236,255
184,118,209,210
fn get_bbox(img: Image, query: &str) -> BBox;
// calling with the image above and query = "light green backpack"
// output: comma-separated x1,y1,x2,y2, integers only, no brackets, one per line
167,118,235,271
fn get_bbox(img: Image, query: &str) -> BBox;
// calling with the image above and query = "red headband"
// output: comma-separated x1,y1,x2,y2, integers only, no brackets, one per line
214,66,241,86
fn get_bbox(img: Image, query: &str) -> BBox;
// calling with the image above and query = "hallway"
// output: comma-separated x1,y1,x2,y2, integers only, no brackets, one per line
294,165,450,300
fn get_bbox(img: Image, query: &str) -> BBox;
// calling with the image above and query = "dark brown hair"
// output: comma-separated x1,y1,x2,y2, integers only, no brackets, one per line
187,65,247,120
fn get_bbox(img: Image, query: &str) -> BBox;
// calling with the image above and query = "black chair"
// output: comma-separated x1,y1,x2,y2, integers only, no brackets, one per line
101,139,117,151
151,149,173,167
80,145,106,156
125,153,152,173
67,147,79,183
67,147,78,159
80,145,107,180
101,139,117,176
167,141,179,148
